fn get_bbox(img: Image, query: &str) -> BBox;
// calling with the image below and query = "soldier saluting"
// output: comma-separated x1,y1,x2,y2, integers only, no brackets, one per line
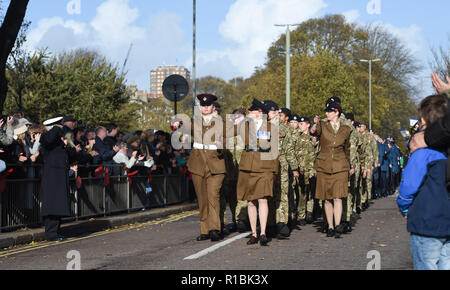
174,94,241,242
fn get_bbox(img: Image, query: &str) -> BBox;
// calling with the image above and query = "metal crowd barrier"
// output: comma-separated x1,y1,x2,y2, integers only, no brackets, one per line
0,164,192,232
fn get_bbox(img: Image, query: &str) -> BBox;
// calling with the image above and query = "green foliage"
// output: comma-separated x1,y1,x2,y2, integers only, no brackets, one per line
5,49,139,131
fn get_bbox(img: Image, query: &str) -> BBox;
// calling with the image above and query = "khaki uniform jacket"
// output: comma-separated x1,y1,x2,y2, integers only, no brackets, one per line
187,116,227,177
238,119,279,174
313,120,352,174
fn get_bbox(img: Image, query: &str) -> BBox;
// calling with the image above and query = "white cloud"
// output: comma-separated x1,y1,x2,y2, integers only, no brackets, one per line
197,0,327,79
379,23,424,55
25,0,188,90
342,9,360,23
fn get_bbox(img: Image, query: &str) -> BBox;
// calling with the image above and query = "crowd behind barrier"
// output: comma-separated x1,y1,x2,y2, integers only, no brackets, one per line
0,113,196,233
0,164,194,232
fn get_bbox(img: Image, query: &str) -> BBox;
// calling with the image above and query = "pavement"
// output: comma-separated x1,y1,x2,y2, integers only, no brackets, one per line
0,195,413,270
0,202,199,250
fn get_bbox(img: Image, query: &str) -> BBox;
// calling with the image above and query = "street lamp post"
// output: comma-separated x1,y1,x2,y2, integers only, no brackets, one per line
192,0,197,116
275,24,300,110
360,58,381,131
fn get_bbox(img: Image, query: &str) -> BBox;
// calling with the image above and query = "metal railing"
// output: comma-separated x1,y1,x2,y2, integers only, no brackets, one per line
0,164,193,232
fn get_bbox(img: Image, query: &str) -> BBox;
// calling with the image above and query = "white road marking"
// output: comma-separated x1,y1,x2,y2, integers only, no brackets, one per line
184,233,250,260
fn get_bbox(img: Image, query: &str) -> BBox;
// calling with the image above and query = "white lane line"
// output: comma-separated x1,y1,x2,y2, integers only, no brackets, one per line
184,233,250,260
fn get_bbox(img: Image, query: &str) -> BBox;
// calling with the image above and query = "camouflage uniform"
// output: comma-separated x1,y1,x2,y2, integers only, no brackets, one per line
290,127,302,222
357,132,374,209
295,132,316,221
220,134,247,225
273,121,299,226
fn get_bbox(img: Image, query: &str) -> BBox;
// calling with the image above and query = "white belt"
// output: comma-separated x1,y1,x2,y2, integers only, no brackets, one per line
193,142,218,150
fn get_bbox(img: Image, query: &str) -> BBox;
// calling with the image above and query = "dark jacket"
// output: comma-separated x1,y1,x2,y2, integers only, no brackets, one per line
398,151,450,238
425,89,450,189
93,136,116,164
40,126,72,217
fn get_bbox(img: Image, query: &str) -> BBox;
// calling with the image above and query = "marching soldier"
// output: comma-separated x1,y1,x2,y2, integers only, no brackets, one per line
237,99,279,246
288,115,302,226
357,123,375,212
315,97,358,233
176,94,233,242
295,116,317,225
227,108,249,233
269,104,300,239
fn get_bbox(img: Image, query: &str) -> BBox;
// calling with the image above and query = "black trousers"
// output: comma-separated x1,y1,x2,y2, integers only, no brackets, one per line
372,167,381,198
43,216,62,240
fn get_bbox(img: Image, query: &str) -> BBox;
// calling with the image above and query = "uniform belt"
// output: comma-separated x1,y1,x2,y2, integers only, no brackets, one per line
245,147,271,153
193,142,218,150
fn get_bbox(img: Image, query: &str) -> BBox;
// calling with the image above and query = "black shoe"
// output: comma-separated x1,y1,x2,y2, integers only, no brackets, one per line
210,230,222,242
306,213,314,224
356,207,361,215
327,229,335,237
236,220,249,233
247,235,259,245
277,223,291,237
196,234,210,241
343,222,352,234
321,222,329,233
227,223,237,233
298,219,307,226
335,224,346,239
221,226,230,237
259,235,268,246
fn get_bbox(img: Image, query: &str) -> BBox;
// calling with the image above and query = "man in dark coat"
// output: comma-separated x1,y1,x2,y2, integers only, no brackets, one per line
40,117,72,242
92,126,119,164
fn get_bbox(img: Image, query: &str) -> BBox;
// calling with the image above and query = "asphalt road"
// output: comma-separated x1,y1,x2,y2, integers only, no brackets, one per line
0,195,412,270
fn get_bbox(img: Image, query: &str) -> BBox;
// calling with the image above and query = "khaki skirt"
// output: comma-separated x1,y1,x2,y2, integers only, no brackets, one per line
237,171,274,201
315,171,348,200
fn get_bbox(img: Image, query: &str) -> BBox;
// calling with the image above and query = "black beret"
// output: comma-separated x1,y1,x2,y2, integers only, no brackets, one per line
353,121,361,128
289,114,300,122
279,108,292,118
298,117,310,123
325,102,342,113
248,99,268,113
197,94,218,106
345,113,355,122
262,100,279,112
326,96,342,106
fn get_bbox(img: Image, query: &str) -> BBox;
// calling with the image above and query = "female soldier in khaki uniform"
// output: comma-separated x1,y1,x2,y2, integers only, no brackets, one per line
237,99,279,246
312,102,352,238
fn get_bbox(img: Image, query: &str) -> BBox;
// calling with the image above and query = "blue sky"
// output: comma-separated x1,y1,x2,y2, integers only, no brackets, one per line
11,0,450,98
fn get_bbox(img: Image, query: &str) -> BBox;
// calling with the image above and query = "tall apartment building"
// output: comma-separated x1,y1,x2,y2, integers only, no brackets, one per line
150,65,190,99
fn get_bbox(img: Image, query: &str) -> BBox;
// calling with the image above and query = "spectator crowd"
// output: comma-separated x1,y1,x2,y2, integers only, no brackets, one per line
0,114,190,177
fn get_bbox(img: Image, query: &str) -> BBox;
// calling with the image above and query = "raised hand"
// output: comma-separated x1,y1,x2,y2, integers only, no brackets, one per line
432,73,450,94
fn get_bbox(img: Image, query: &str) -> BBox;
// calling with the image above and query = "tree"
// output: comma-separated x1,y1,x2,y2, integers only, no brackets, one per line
0,0,30,112
260,14,420,139
430,36,450,79
5,48,140,132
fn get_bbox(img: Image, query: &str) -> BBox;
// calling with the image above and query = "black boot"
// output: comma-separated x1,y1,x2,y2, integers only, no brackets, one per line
276,223,290,239
209,230,222,242
236,220,249,233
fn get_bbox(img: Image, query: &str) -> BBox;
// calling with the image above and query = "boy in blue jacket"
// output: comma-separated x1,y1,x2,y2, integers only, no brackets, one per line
398,94,450,270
